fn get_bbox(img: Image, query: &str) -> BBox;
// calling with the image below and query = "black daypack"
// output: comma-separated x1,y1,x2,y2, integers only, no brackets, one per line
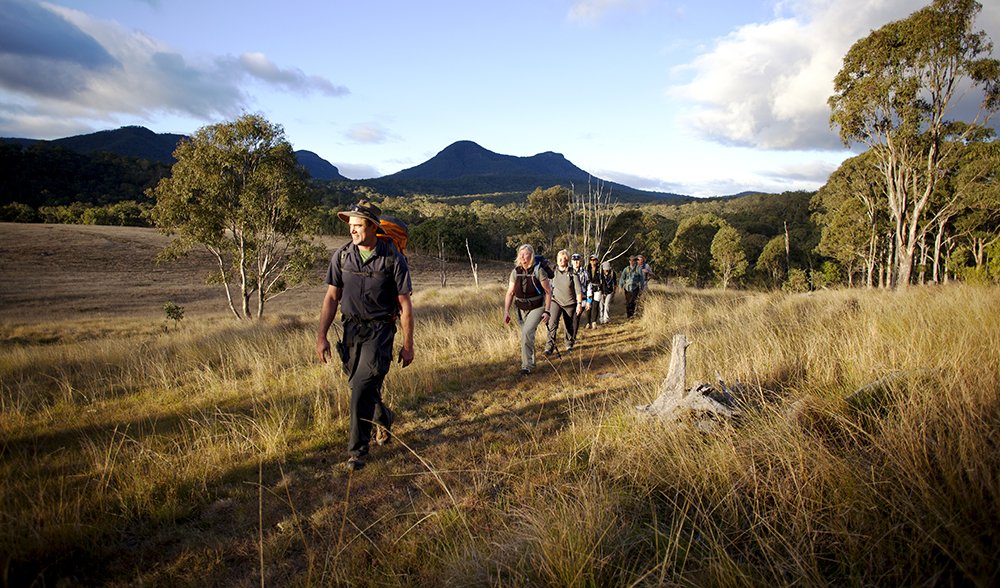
512,257,553,311
534,255,555,279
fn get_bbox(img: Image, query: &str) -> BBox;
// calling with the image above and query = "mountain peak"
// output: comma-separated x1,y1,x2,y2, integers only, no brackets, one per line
384,140,586,183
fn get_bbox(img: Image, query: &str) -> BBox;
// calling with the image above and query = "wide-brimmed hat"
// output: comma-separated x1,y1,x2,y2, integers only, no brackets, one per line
337,199,381,226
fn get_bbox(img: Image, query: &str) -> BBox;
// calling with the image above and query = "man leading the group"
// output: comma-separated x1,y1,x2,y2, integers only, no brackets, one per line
316,199,414,472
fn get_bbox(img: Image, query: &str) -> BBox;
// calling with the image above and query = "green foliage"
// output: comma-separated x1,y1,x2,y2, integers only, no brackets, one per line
512,185,573,256
81,201,152,226
828,0,999,287
811,151,887,286
811,261,843,289
409,209,493,258
38,202,90,224
0,202,38,223
0,142,169,208
710,222,749,289
782,268,811,293
670,213,723,287
757,235,787,289
150,114,322,319
162,301,185,325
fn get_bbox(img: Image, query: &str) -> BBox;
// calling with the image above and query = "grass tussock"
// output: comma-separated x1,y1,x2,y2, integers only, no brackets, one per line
1,283,998,586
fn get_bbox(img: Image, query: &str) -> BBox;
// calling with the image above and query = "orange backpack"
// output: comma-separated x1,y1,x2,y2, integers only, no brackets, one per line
376,215,408,256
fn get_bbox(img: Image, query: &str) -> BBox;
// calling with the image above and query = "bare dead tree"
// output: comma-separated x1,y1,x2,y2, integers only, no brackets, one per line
568,177,631,265
437,232,447,288
465,238,479,289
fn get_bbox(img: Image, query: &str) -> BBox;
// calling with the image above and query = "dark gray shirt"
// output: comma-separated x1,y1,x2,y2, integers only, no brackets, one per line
325,239,412,321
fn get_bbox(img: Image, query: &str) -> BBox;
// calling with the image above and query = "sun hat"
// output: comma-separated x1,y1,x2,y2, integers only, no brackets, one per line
337,199,381,226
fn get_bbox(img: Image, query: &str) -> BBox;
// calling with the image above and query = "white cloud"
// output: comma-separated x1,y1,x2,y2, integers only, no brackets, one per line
234,52,348,97
0,0,348,138
670,0,999,151
345,122,393,144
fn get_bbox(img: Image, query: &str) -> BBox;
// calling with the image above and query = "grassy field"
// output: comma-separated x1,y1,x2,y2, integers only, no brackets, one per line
1,223,998,586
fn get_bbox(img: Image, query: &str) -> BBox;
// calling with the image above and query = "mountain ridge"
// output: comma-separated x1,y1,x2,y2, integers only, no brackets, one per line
0,126,345,181
1,126,692,202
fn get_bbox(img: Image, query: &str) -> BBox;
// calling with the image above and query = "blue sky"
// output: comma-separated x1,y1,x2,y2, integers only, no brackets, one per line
1,0,998,197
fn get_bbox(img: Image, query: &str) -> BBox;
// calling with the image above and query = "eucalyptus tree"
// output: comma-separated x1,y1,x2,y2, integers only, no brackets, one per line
506,185,572,255
151,114,323,319
670,213,723,287
757,235,787,289
811,151,889,287
828,0,999,288
710,222,748,289
948,140,1000,279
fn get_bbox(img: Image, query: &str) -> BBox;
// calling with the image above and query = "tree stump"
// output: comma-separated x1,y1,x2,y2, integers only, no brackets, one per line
637,333,741,431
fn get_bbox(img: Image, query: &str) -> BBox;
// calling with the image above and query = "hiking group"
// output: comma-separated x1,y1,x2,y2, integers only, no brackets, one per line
503,244,653,376
315,199,656,471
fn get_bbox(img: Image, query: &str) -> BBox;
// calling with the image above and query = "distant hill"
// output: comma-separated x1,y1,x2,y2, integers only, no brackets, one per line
0,126,344,180
294,150,345,181
57,126,186,164
365,140,692,203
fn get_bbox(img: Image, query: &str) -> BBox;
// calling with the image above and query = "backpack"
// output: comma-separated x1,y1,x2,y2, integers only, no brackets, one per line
534,255,555,279
377,215,408,256
511,255,554,311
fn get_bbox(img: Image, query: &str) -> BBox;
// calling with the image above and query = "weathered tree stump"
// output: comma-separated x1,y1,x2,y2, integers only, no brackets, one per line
637,334,741,431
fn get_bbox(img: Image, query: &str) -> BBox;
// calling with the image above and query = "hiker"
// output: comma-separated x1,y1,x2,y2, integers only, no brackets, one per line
316,199,414,472
582,254,601,329
637,254,655,292
503,244,553,376
619,255,645,319
545,249,583,354
570,253,590,335
598,260,617,324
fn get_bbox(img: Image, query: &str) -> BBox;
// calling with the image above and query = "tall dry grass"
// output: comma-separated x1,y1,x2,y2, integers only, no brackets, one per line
1,283,997,586
525,285,1000,587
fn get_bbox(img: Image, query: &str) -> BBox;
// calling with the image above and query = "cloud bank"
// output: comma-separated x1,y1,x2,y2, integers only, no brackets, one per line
0,0,347,138
670,0,999,151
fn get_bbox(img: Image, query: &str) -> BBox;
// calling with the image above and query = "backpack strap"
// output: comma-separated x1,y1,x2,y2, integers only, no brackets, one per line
336,240,397,277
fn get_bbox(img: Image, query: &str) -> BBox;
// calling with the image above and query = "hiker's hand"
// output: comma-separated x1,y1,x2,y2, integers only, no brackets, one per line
398,345,414,367
503,311,511,324
316,336,331,363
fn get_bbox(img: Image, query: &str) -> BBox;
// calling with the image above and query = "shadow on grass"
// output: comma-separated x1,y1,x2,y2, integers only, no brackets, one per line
3,300,672,586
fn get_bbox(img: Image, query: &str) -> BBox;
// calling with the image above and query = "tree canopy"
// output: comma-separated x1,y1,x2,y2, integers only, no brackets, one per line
150,114,323,319
828,0,1000,288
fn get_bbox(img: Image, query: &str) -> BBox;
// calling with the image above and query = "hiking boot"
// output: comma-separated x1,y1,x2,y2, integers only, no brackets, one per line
566,343,574,352
374,406,395,446
344,456,366,472
543,346,554,356
519,368,530,376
